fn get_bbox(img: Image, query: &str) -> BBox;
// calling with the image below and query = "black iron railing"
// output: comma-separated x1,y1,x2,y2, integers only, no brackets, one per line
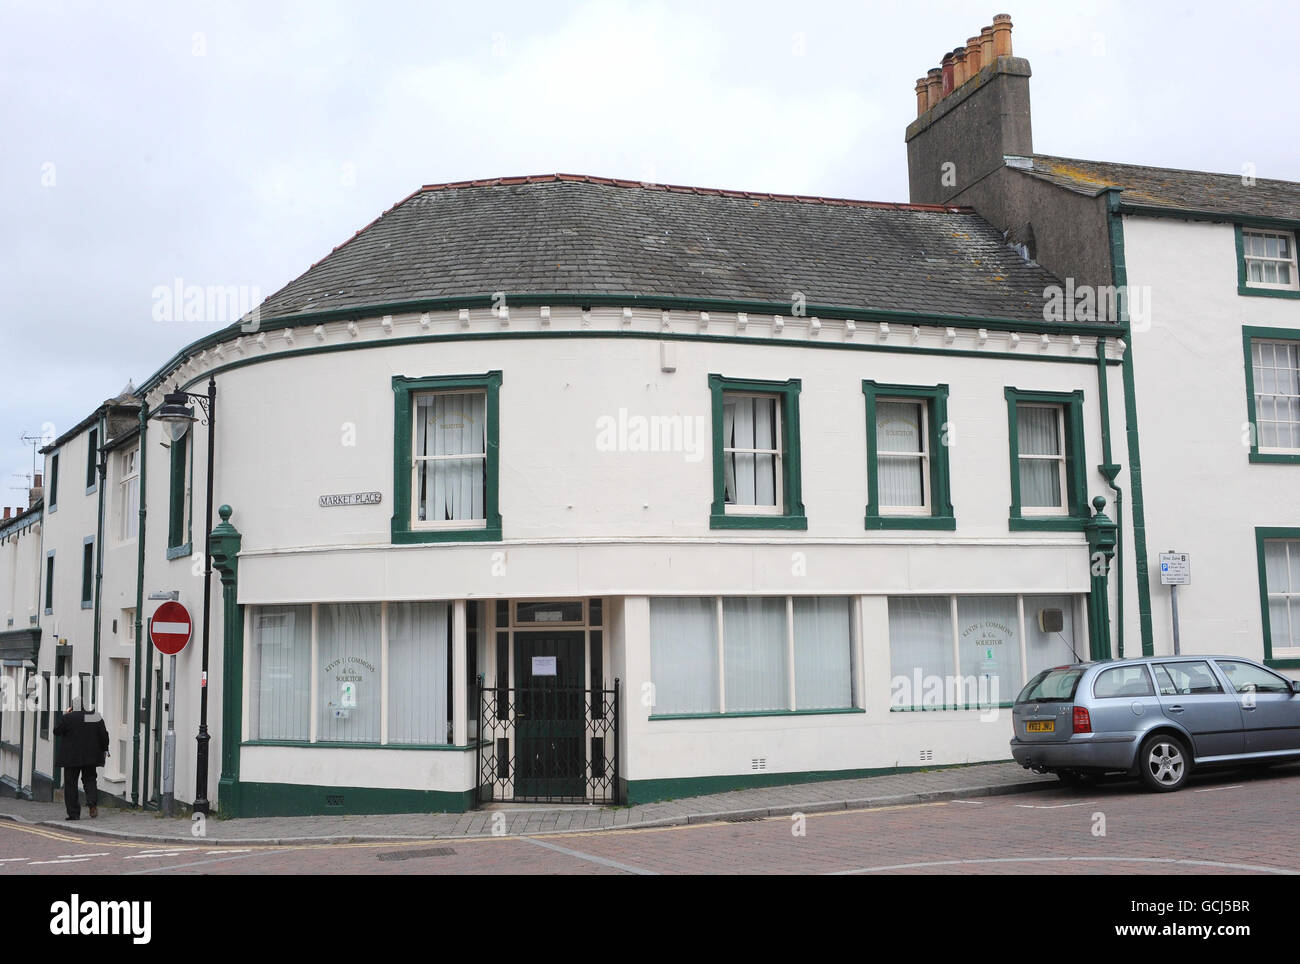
476,679,620,805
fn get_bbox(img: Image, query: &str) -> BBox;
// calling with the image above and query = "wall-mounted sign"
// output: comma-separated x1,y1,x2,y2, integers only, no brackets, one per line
319,491,382,508
1159,552,1190,586
531,656,557,676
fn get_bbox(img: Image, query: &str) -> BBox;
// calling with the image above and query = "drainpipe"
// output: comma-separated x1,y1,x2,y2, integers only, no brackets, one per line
1105,189,1155,655
1095,337,1125,658
131,404,148,805
92,414,107,705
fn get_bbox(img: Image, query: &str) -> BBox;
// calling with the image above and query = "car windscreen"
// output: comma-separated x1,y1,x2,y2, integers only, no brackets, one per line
1017,667,1084,703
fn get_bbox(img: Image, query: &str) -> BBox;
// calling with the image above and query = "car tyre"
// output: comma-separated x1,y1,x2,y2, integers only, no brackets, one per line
1139,733,1190,792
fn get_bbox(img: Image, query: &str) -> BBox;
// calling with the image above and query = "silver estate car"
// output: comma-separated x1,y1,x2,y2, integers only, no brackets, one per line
1011,655,1300,791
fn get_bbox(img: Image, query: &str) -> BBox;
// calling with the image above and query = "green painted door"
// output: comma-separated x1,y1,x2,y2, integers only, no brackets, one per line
514,631,585,799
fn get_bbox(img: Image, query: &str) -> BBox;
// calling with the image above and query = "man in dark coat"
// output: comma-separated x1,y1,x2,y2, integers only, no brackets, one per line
53,696,110,820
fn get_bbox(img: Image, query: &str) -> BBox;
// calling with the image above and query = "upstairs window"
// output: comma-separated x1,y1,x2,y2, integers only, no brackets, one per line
863,381,954,530
119,447,140,542
414,391,487,525
1238,226,1300,298
1015,404,1067,513
85,426,98,494
722,394,781,512
1258,531,1300,664
708,375,805,530
391,372,502,544
1251,339,1300,451
1005,388,1088,531
48,452,59,510
167,435,191,556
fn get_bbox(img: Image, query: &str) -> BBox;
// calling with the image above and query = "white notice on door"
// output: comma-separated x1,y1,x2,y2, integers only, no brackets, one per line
531,656,557,676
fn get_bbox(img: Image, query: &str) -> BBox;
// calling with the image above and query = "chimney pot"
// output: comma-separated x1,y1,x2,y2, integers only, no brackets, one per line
34,473,42,487
965,36,982,74
993,13,1013,58
980,25,995,65
940,51,955,95
925,68,943,107
915,77,930,116
952,47,968,87
3,508,10,520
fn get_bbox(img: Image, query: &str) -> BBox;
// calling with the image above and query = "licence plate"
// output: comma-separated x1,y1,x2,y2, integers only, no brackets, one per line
1026,721,1055,733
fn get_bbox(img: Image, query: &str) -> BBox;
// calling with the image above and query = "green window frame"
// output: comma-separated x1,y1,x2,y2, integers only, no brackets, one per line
863,381,954,530
81,536,94,609
1005,387,1088,531
391,371,502,544
166,435,192,559
708,374,805,530
1242,326,1300,464
48,452,59,512
1255,527,1300,669
1236,224,1300,299
84,425,98,494
44,551,54,614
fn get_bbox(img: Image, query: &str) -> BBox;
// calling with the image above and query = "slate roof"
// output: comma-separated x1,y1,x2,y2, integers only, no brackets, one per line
255,175,1067,324
1018,155,1300,220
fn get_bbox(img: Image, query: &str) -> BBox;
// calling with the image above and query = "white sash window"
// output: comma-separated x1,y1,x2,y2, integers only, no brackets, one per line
413,391,487,526
1243,229,1298,290
1016,403,1067,512
722,393,781,512
1253,340,1300,451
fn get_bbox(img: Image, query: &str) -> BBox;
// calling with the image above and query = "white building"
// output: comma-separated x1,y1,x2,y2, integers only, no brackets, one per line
17,16,1294,815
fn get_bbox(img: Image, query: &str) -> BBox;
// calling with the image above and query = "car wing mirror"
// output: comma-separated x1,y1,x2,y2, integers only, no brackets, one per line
1292,680,1300,695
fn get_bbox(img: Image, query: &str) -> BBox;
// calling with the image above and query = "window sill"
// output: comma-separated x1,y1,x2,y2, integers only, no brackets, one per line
165,542,192,560
649,708,863,721
866,513,956,531
1008,515,1088,532
1239,284,1300,299
241,739,484,751
890,703,1013,712
80,601,93,610
709,513,807,531
391,525,502,545
1249,451,1300,464
85,485,97,496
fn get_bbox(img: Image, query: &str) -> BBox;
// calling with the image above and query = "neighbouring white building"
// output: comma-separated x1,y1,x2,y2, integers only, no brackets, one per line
6,16,1292,816
907,15,1300,675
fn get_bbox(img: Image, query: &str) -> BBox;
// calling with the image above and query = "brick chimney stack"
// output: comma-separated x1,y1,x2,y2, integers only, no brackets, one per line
905,12,1033,206
29,472,43,508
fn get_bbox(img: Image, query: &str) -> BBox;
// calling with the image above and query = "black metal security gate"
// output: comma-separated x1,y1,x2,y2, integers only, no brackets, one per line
476,679,621,805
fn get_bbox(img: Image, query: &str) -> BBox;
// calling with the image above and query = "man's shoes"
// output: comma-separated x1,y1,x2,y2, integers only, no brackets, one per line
65,815,79,821
89,806,98,818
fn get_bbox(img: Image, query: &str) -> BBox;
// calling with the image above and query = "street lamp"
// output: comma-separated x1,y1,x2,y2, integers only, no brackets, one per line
150,376,217,814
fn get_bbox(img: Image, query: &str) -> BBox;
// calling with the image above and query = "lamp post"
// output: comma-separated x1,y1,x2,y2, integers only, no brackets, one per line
151,377,216,814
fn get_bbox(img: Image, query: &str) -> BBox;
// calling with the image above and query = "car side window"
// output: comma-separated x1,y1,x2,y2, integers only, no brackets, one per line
1215,660,1290,695
1153,661,1223,695
1093,666,1155,698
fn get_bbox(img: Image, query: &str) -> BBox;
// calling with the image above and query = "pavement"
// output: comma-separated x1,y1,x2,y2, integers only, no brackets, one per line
0,761,1055,845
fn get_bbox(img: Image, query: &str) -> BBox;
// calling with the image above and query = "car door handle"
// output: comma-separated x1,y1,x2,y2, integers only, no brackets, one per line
1241,705,1257,712
1167,705,1184,713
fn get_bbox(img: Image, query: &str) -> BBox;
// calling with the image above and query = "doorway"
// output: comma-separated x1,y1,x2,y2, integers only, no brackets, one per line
512,631,585,799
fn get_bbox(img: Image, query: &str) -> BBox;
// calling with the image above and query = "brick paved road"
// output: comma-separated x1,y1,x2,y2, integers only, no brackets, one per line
4,767,1297,875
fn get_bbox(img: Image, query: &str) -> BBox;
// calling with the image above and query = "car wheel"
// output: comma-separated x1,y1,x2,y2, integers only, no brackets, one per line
1139,734,1190,791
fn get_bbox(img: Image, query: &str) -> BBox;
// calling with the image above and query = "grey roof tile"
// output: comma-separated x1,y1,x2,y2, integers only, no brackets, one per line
256,175,1067,324
1019,154,1300,220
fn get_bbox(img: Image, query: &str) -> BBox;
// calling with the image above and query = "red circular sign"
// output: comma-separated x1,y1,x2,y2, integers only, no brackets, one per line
150,601,192,655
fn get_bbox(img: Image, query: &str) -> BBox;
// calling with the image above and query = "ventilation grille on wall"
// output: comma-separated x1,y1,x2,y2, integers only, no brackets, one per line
751,758,767,771
920,749,934,762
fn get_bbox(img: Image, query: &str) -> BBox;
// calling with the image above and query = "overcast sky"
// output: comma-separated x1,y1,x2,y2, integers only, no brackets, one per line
2,0,1298,507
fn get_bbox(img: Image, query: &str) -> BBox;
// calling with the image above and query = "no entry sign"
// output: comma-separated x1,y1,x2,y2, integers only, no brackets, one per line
150,601,193,656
